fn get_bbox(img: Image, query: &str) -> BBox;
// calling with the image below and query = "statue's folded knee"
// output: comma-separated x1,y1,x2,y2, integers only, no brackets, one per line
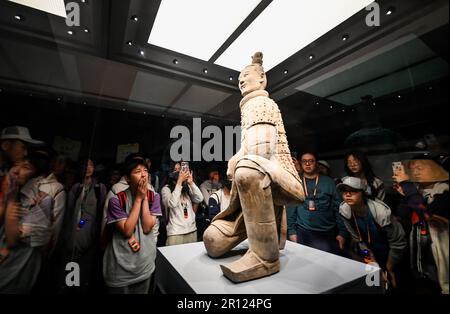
203,224,228,258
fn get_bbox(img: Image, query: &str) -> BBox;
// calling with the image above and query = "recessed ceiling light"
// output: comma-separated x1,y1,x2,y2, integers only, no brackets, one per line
283,69,289,75
203,68,208,74
386,7,395,15
215,0,373,71
229,76,233,81
148,0,260,62
14,14,24,21
126,40,133,46
67,30,74,35
131,15,138,22
308,54,315,60
138,49,145,56
173,59,179,65
84,28,89,33
342,34,349,41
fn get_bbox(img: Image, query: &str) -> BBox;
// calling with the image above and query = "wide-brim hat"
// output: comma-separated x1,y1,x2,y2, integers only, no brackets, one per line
406,159,449,183
0,126,44,145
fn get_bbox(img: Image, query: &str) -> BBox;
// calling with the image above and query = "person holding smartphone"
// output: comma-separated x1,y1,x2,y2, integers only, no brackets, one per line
161,162,203,246
393,156,449,294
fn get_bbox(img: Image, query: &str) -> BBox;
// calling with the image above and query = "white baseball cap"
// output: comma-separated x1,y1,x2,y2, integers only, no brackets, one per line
337,176,369,194
0,126,44,145
318,160,330,169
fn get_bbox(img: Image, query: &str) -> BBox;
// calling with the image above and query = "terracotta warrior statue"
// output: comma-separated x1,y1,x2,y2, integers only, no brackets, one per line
203,52,305,282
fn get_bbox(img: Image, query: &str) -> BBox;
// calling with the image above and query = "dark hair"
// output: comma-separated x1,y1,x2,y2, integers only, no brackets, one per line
344,151,377,186
124,152,147,165
166,165,190,195
124,158,148,177
26,150,52,178
299,151,319,161
77,158,96,182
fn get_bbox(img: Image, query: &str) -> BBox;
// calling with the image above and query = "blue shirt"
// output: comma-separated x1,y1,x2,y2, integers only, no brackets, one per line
355,210,389,264
287,175,347,236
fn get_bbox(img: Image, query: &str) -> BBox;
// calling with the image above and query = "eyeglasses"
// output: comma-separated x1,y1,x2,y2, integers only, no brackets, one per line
341,189,359,195
301,159,316,165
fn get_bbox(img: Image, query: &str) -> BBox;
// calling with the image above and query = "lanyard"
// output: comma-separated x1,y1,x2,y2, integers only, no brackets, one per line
80,184,91,216
353,214,371,244
303,175,319,199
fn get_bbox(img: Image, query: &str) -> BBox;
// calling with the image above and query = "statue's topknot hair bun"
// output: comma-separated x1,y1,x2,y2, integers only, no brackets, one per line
252,52,263,66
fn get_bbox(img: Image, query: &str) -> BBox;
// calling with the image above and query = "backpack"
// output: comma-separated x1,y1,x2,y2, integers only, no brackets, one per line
100,189,154,251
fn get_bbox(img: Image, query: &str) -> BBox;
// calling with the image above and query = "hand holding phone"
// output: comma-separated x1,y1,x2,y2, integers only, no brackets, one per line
181,161,189,172
392,161,409,183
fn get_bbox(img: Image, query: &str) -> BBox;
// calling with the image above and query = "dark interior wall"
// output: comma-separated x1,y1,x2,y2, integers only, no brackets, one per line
281,77,449,155
0,92,235,177
1,75,448,174
1,75,448,165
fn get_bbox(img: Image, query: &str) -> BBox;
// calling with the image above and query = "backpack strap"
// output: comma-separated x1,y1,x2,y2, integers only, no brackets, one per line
117,191,127,211
93,183,105,216
147,190,154,208
73,183,83,205
211,191,221,205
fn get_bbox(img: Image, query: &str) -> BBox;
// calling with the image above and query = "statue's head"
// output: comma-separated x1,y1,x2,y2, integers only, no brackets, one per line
238,52,267,97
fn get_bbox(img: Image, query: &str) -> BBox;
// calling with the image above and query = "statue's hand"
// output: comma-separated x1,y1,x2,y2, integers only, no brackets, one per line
227,156,237,179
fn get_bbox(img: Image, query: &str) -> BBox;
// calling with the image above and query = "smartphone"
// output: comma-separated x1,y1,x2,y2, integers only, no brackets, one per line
392,161,403,174
181,161,189,172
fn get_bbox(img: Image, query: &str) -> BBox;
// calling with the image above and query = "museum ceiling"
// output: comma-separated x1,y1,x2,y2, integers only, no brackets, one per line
0,0,448,126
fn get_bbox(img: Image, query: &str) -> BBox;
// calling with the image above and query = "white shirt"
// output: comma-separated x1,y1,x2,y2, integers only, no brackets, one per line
161,183,203,236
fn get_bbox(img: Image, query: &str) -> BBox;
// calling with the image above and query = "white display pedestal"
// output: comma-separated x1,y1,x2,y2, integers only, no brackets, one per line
155,240,382,294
